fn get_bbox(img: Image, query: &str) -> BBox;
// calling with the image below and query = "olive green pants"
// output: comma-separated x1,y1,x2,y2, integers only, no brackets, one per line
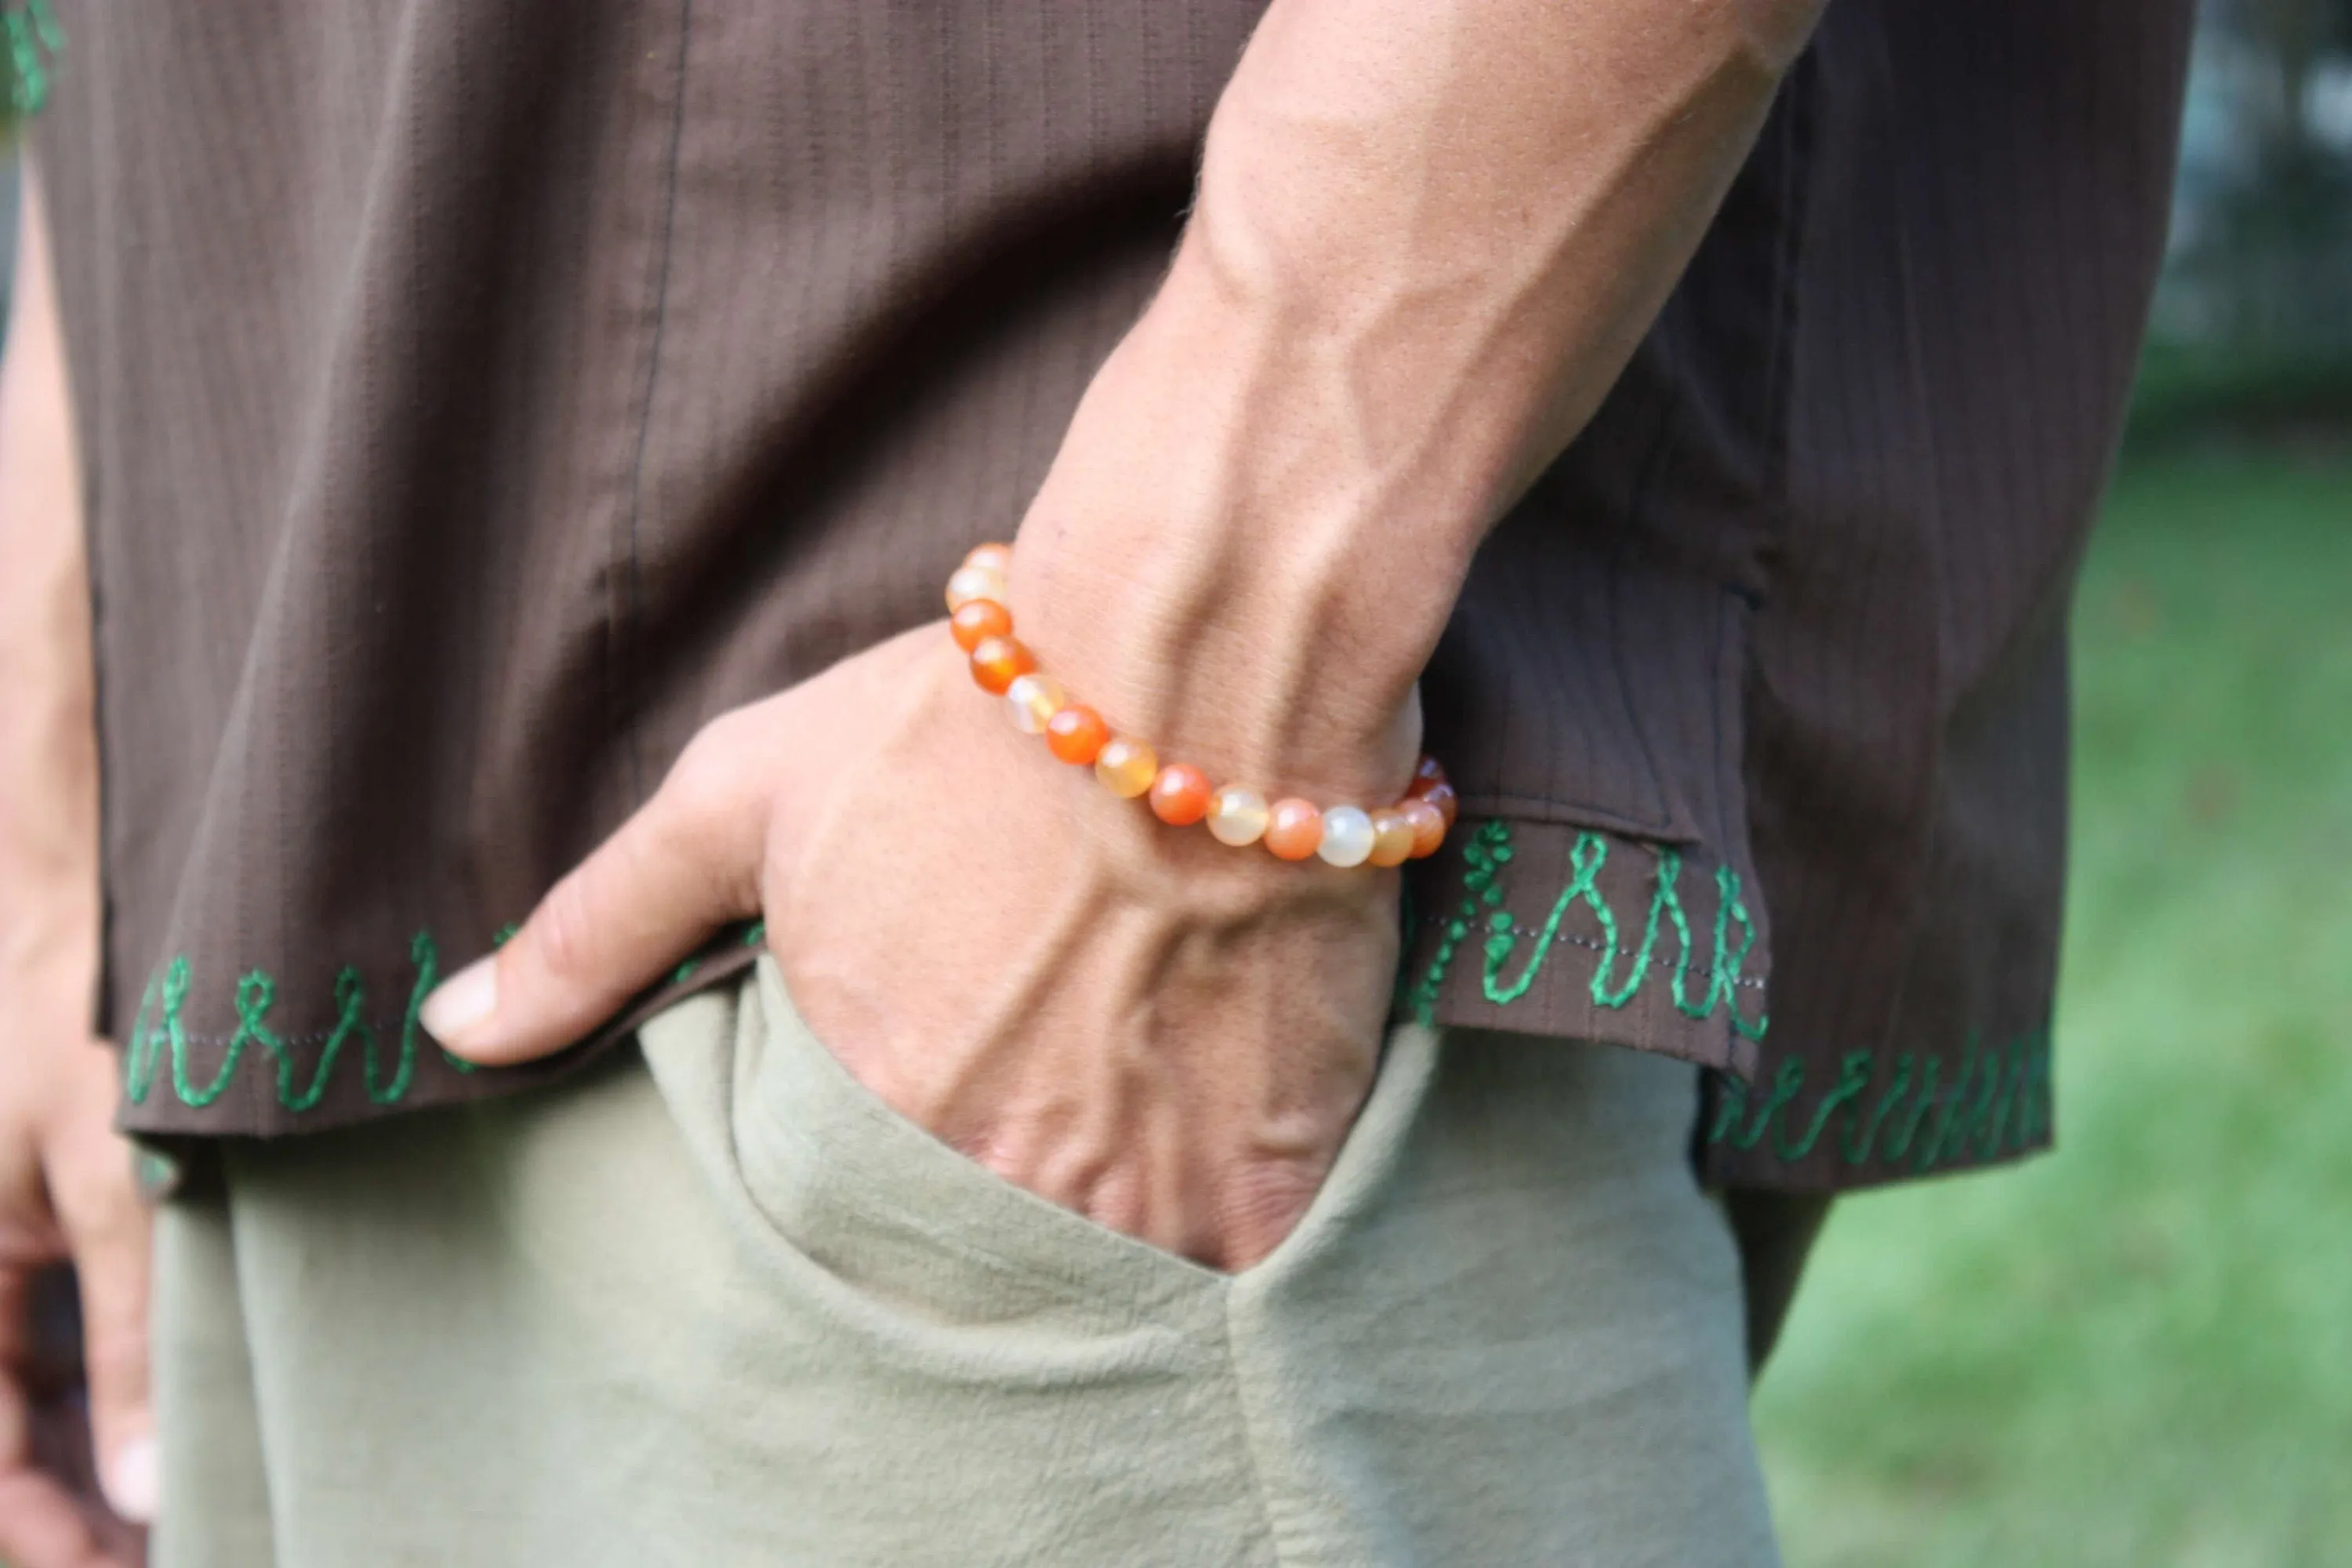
154,960,1780,1566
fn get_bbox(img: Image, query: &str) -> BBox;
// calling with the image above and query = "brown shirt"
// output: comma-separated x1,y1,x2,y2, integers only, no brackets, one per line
34,0,2193,1189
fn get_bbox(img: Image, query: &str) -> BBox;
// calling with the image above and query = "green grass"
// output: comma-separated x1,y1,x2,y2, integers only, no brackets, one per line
1755,449,2352,1566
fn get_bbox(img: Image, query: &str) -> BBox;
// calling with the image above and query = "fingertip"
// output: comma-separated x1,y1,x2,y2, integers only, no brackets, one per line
418,955,499,1059
101,1436,156,1526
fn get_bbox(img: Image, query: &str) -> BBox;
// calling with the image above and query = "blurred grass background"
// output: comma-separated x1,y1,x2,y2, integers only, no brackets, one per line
1755,446,2352,1565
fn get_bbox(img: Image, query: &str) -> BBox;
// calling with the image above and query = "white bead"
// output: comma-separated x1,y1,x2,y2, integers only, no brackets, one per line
946,564,1007,612
1004,673,1066,733
1316,805,1375,867
1207,787,1271,847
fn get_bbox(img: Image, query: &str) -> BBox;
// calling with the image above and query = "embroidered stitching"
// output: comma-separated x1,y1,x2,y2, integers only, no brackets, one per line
1704,1030,2054,1170
4,2,61,115
122,920,766,1113
1403,820,1769,1040
124,931,467,1110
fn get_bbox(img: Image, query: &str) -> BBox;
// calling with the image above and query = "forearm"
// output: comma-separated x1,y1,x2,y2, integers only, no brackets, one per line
1015,0,1821,798
0,163,100,996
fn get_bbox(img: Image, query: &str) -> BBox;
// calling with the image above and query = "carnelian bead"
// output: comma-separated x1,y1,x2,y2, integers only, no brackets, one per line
1264,799,1323,862
1408,755,1448,796
964,542,1014,576
1368,808,1417,868
945,564,1008,613
1149,763,1214,826
1419,780,1459,829
1401,799,1447,858
1045,702,1110,765
950,598,1013,652
968,635,1034,695
1094,736,1159,798
1004,673,1068,733
1207,786,1271,847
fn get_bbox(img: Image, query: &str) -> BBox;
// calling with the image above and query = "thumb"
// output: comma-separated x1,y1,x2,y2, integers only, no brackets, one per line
45,1107,155,1527
423,713,770,1066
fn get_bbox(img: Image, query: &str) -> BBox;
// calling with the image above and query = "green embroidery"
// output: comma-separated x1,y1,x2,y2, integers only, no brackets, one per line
122,958,191,1107
125,928,465,1109
1709,1058,1805,1151
1484,831,1615,1006
119,917,771,1114
229,971,302,1110
1915,1037,1991,1173
1775,1049,1874,1160
1877,1054,1940,1162
1409,820,1767,1040
1842,1053,1911,1163
2018,1040,2053,1145
4,2,61,116
1404,822,1508,1025
1700,866,1766,1040
1976,1036,2027,1159
169,970,261,1108
1704,1032,2055,1169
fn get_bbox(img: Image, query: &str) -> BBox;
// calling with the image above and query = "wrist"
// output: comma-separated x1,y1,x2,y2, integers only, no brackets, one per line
1004,260,1488,806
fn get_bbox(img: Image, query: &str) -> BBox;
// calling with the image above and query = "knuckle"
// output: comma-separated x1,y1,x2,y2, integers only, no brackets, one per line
64,1181,143,1256
47,1131,139,1232
660,725,758,846
528,871,606,984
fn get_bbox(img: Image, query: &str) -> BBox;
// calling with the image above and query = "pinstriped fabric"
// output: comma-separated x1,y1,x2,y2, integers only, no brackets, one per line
1697,0,2195,1186
33,0,2194,1190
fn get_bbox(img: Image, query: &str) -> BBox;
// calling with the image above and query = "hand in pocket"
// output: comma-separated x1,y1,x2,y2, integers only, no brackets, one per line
422,626,1400,1269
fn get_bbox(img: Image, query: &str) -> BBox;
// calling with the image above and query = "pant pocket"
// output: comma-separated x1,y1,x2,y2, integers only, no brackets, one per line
725,953,1230,1323
634,956,1287,1568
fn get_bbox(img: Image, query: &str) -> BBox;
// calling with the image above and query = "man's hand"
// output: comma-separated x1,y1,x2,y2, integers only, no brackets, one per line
0,162,154,1564
427,0,1826,1267
0,1002,153,1567
426,626,1399,1269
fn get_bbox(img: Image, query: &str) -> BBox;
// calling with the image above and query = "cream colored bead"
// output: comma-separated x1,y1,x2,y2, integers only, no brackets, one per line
1206,786,1271,847
1316,805,1375,867
1094,736,1158,798
945,564,1008,613
1004,672,1067,733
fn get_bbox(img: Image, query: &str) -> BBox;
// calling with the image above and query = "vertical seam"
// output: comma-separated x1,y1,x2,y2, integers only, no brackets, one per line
1757,46,1816,538
617,0,693,799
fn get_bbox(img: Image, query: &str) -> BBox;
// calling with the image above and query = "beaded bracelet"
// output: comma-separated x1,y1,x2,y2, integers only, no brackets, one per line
945,543,1455,867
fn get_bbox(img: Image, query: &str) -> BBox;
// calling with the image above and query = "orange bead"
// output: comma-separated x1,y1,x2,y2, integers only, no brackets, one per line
1094,736,1159,798
1149,763,1214,826
1264,798,1323,862
964,542,1014,576
1401,799,1447,858
1045,702,1110,765
1419,780,1458,829
1368,809,1417,868
968,635,1035,695
1407,755,1448,797
950,598,1013,652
